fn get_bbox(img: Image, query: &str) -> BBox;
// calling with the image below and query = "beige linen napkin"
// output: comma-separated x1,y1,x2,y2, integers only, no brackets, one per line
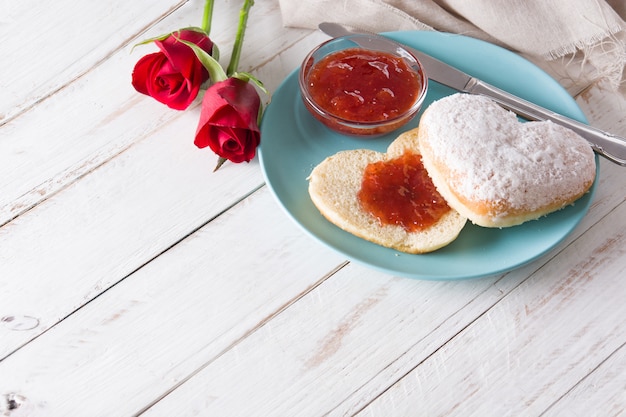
279,0,626,94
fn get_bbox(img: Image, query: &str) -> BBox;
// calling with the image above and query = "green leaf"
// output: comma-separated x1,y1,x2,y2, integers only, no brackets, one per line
232,72,269,95
176,26,209,35
130,33,169,53
131,27,208,52
257,101,265,125
212,43,220,62
177,38,227,82
135,32,169,46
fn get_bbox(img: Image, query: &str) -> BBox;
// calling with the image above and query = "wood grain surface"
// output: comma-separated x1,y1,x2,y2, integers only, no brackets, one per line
1,0,624,416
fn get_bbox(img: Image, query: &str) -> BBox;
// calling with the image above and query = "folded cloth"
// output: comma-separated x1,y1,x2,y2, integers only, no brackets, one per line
279,0,626,94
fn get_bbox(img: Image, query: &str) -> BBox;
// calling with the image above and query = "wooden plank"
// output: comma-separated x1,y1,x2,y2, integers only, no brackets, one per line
0,0,186,124
0,187,347,416
128,162,624,416
0,106,264,359
354,199,626,416
1,243,506,416
137,266,504,416
1,0,191,224
0,61,622,417
0,0,313,226
0,3,323,358
576,79,626,137
542,343,626,416
2,177,621,415
1,3,624,416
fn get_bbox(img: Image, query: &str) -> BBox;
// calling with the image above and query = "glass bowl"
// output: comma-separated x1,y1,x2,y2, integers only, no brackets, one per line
299,34,428,137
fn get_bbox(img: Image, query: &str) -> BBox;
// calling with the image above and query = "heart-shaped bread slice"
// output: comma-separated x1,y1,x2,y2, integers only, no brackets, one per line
418,93,596,228
308,129,467,253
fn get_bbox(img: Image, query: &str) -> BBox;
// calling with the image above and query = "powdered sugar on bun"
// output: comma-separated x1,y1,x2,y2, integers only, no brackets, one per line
418,93,596,227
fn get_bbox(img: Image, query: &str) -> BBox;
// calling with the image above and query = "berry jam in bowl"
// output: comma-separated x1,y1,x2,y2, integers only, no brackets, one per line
299,34,428,137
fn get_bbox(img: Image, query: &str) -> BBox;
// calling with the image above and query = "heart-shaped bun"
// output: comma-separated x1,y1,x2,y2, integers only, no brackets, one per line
308,129,467,253
418,93,596,228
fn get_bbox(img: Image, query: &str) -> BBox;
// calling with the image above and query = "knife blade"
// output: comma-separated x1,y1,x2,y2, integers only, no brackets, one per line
318,22,626,166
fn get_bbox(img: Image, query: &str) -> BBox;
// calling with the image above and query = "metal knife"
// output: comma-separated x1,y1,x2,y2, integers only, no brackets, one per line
318,22,626,166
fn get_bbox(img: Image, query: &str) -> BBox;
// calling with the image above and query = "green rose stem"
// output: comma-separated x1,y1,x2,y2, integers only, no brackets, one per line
187,0,255,82
201,0,214,34
226,0,254,76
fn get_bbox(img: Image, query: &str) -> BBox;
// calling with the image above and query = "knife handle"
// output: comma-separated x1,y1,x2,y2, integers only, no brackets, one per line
467,78,626,166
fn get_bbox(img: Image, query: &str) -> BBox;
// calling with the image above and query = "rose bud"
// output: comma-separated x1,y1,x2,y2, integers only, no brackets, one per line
194,77,261,169
132,29,214,110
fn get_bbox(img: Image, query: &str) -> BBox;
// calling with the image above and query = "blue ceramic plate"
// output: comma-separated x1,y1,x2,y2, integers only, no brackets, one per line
259,31,598,280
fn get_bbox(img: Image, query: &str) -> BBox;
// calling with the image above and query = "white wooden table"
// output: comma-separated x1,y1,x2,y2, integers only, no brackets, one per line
1,1,625,415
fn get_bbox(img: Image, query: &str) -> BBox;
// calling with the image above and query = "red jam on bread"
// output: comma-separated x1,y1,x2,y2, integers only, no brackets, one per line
358,151,451,232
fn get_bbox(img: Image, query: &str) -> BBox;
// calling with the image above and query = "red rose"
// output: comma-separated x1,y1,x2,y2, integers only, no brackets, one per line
132,29,214,110
194,77,261,165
